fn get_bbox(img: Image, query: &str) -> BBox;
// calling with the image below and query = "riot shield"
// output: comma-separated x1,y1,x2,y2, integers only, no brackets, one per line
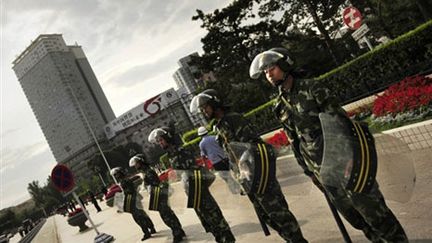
373,133,416,203
320,113,416,202
227,142,277,195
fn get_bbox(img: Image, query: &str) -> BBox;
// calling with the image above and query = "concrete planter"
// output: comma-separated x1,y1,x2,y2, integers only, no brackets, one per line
67,211,89,232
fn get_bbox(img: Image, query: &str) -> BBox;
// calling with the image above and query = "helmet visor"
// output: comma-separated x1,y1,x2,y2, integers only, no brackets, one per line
189,93,212,114
148,128,167,143
249,50,284,79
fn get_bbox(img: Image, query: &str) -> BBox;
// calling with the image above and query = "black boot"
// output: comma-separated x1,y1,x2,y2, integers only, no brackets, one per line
173,230,186,243
149,227,157,234
141,232,151,241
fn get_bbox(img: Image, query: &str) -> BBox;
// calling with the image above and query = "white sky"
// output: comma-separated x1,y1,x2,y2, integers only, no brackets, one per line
0,0,231,210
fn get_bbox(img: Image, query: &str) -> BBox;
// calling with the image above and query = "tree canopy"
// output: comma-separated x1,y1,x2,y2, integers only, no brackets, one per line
192,0,430,114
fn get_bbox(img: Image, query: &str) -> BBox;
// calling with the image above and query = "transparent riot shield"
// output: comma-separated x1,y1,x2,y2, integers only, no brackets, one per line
165,169,189,210
320,113,377,193
374,133,416,203
227,142,277,195
319,113,416,202
113,191,125,213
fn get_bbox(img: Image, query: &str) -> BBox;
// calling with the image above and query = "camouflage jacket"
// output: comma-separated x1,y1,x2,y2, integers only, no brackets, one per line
139,167,163,187
166,146,199,170
120,178,136,196
214,111,262,146
274,79,347,175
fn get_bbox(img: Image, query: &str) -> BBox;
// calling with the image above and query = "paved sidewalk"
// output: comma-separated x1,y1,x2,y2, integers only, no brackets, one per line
31,148,432,243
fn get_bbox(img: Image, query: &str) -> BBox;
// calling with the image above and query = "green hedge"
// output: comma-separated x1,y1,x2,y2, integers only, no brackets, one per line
317,20,432,104
171,21,432,165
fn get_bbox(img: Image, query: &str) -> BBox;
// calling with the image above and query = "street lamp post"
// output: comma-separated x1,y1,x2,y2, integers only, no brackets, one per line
67,85,119,185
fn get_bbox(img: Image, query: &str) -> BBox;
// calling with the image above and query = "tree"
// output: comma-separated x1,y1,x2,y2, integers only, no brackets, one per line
27,181,45,208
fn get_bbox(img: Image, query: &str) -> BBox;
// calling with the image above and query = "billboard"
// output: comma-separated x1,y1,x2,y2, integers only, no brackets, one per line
104,88,179,139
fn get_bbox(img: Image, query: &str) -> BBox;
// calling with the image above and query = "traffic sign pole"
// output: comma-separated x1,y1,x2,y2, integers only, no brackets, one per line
51,165,114,242
362,36,373,51
72,191,100,235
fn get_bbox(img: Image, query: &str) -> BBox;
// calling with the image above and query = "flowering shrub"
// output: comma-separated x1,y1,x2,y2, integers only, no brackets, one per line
68,208,83,217
372,75,432,117
264,130,290,149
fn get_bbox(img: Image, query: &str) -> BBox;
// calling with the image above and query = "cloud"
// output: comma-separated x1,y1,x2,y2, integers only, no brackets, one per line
1,141,50,173
1,0,234,209
0,146,55,209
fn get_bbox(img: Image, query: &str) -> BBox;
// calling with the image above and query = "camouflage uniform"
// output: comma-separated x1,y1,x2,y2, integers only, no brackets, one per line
120,178,155,235
167,146,235,243
215,112,307,243
274,78,408,242
139,166,186,241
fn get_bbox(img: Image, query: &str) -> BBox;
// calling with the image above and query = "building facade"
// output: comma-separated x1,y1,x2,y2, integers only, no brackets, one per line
12,34,115,180
172,52,214,126
105,88,194,161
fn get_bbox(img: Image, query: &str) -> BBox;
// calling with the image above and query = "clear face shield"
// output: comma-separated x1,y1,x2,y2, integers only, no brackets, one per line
148,128,168,144
249,50,284,79
189,93,212,114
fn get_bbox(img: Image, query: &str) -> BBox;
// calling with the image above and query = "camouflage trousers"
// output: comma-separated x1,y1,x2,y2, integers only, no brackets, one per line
158,198,185,237
131,207,155,234
325,182,408,242
250,180,308,243
194,188,235,243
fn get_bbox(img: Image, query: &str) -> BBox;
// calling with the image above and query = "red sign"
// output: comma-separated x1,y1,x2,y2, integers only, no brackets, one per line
143,95,162,115
343,7,362,30
51,164,75,192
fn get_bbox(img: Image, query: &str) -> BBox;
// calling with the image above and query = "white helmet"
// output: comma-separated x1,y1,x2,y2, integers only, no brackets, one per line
197,126,208,136
110,167,123,177
129,155,145,167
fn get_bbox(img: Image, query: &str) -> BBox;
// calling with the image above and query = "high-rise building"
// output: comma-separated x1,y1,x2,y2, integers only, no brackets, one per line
173,52,200,93
173,52,213,126
12,34,115,179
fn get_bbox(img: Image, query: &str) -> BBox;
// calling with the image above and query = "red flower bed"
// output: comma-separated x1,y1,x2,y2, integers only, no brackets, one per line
373,75,432,117
68,208,83,217
264,130,290,148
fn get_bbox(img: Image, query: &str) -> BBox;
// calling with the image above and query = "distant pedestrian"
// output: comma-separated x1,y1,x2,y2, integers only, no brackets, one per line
197,126,241,194
78,196,86,209
88,190,102,212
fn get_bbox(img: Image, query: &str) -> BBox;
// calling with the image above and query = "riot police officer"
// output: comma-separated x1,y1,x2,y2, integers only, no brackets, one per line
249,47,408,242
110,167,156,241
148,126,236,243
129,154,186,243
190,89,308,243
